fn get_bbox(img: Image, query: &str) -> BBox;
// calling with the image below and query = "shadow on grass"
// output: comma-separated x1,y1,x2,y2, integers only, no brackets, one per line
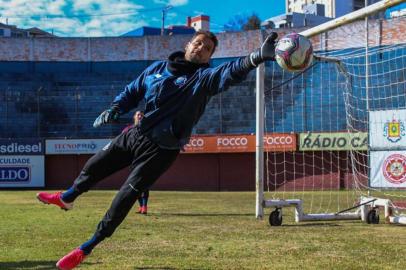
134,267,201,270
150,213,253,217
279,222,342,227
0,260,96,270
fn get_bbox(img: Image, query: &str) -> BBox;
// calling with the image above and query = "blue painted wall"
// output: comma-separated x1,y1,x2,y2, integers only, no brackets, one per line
1,45,405,139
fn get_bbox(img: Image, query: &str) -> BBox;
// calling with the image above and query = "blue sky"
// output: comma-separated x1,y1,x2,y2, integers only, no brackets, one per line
0,0,285,37
0,1,404,37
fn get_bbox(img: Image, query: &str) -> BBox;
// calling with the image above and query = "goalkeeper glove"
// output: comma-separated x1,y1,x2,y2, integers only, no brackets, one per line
243,32,278,69
93,105,120,128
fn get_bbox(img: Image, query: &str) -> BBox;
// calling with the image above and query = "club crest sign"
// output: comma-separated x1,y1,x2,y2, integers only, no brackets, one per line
382,154,406,184
383,118,405,143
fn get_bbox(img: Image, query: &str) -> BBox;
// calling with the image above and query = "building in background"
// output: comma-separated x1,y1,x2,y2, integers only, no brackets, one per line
285,0,381,18
262,3,331,29
122,14,210,37
187,15,210,31
0,23,55,38
121,26,162,37
390,8,406,18
262,0,384,29
261,11,331,29
122,25,195,37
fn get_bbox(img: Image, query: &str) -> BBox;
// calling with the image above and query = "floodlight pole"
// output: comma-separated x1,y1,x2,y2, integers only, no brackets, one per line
161,5,173,36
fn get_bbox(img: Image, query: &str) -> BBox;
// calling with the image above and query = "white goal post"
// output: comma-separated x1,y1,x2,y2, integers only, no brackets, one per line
255,0,406,222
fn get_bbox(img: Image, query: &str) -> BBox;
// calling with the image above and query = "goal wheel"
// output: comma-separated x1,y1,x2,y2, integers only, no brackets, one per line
269,208,283,226
366,209,379,224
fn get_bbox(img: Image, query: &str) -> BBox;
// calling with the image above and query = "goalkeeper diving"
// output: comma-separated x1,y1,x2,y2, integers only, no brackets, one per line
36,30,278,269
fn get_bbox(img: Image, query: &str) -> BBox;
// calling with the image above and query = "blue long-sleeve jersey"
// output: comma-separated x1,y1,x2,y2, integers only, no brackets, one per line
112,52,253,149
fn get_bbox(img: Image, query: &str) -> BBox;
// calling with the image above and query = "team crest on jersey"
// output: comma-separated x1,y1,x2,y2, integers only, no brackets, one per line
174,76,187,86
383,154,406,184
383,117,405,143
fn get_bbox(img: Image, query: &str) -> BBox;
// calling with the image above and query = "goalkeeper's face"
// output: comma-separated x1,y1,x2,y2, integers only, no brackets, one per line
185,34,215,64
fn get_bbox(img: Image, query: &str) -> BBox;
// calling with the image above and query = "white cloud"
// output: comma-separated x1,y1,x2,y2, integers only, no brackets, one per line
72,0,143,14
48,0,66,15
153,0,188,7
193,10,205,15
167,12,177,19
153,0,167,5
149,16,161,23
169,0,188,6
1,0,45,17
0,0,149,36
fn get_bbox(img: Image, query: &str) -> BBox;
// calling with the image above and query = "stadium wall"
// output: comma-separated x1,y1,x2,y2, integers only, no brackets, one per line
45,151,360,191
0,17,405,61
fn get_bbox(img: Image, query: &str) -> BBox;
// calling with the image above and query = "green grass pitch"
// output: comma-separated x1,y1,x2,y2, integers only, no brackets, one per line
0,191,405,269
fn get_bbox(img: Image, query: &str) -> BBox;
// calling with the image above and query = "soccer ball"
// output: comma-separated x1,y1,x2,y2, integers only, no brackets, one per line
275,33,313,72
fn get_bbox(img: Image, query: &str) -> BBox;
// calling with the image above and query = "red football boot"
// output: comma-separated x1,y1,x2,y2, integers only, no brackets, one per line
137,206,143,214
36,191,73,211
141,205,148,215
56,248,86,270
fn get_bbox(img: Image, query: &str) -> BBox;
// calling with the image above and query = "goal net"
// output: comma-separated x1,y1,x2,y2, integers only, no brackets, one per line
257,0,406,225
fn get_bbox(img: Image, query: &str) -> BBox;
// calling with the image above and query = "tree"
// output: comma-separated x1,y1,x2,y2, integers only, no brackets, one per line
223,13,261,32
243,13,261,31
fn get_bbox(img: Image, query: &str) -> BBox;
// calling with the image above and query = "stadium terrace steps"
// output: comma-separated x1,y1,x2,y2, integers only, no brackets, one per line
0,58,350,139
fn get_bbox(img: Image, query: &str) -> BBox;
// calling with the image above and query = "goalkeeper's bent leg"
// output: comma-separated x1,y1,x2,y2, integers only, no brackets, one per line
78,135,179,255
66,132,135,201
